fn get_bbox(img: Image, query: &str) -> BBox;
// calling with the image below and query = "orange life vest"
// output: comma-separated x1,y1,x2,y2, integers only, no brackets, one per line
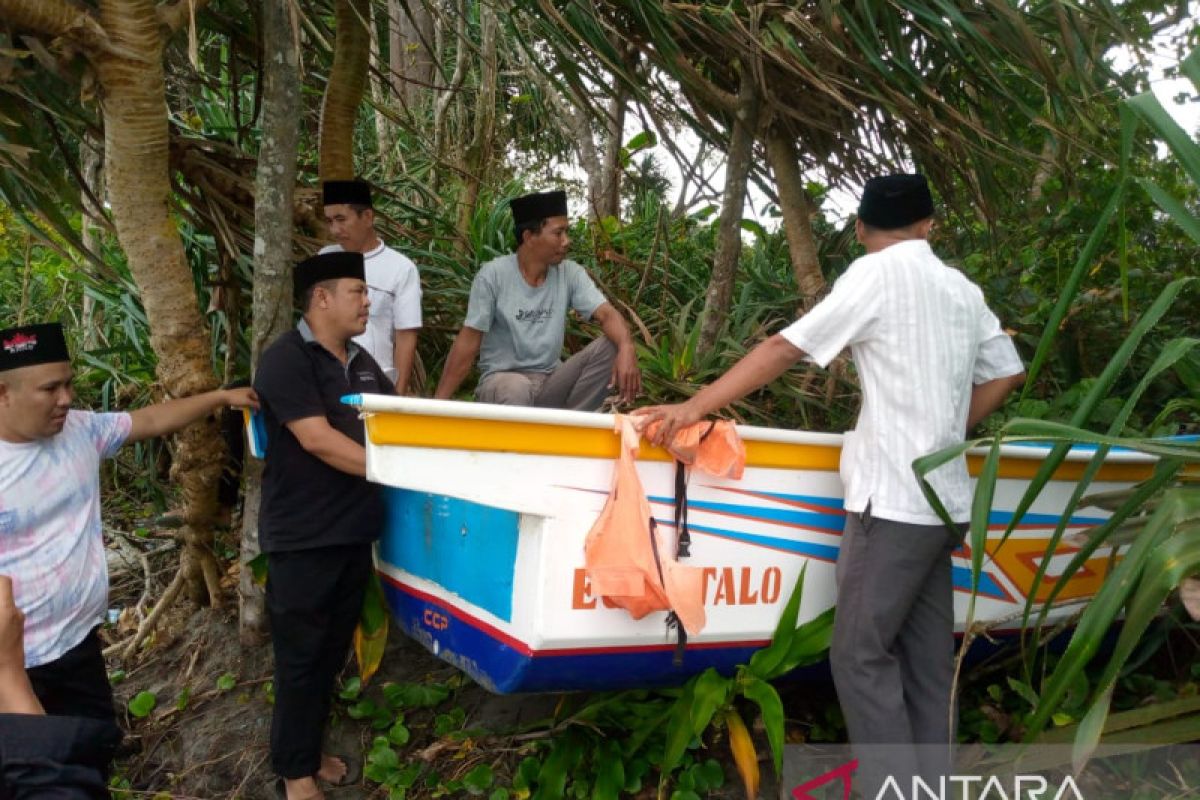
583,416,746,644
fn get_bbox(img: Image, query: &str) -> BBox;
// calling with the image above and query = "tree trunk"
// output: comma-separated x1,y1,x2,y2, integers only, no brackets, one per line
390,0,436,110
319,0,371,181
80,127,105,349
93,0,225,607
432,0,468,189
524,63,603,219
597,85,626,222
698,68,760,354
765,128,824,305
456,0,497,241
239,0,301,646
597,44,636,222
368,0,395,176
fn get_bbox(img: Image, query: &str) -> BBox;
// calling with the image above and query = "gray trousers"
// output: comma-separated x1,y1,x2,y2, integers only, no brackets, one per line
475,338,616,411
830,509,965,796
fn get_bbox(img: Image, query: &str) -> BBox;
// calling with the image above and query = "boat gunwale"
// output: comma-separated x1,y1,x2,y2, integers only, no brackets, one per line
347,394,1164,464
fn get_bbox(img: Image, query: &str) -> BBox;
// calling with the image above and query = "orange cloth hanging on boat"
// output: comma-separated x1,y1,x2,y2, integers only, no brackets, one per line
637,418,746,480
583,416,747,638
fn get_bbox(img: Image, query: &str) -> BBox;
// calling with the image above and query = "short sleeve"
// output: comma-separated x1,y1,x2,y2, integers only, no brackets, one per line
254,340,326,424
779,259,882,367
392,256,422,330
463,268,497,332
89,412,132,459
566,263,606,319
973,307,1024,383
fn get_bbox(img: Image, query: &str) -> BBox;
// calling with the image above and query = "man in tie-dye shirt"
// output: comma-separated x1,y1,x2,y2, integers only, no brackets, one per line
0,322,257,727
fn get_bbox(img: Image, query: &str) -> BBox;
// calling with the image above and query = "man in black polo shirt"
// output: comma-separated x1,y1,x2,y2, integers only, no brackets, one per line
253,251,394,800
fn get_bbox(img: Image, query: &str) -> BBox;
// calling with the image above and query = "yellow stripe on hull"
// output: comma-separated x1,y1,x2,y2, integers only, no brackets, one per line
366,413,1155,483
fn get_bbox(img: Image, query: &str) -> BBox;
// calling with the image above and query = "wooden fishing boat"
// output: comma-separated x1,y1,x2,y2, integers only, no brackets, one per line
345,395,1157,694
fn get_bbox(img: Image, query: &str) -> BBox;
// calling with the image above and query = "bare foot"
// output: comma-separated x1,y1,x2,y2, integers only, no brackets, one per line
315,753,350,785
284,776,323,800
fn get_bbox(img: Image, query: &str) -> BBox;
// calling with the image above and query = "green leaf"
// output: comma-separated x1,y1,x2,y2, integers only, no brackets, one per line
742,676,785,776
388,720,411,746
128,691,157,718
699,758,724,790
433,706,466,736
175,687,191,711
534,730,583,800
624,130,657,152
776,606,835,677
216,673,237,692
340,676,363,700
247,553,268,587
463,765,494,795
489,789,510,800
592,740,624,800
1136,178,1200,245
361,572,389,635
688,668,732,739
660,680,698,779
739,219,768,241
1006,677,1040,709
348,699,379,720
383,681,450,709
749,562,808,678
1127,90,1200,188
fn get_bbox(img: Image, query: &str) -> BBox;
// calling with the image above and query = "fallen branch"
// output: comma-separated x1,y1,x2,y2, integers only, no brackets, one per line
104,570,187,659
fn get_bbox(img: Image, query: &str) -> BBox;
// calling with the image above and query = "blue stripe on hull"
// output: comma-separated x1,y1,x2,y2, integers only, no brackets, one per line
379,488,520,622
380,578,763,693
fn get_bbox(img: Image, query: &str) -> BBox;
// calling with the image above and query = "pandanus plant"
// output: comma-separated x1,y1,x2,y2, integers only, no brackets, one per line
915,45,1200,771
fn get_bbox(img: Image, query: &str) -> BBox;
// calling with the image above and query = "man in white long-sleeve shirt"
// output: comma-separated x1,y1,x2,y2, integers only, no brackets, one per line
638,174,1026,794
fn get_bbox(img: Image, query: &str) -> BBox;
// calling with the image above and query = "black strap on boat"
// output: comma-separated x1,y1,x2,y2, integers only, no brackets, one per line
649,517,688,667
673,461,691,558
671,420,717,560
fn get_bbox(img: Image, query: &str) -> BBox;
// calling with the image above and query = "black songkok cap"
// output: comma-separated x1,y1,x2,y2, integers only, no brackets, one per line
0,322,70,372
510,190,568,227
857,173,935,230
322,179,373,208
294,251,365,295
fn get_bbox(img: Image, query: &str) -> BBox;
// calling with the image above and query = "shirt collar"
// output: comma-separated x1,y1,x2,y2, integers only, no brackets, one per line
297,318,361,361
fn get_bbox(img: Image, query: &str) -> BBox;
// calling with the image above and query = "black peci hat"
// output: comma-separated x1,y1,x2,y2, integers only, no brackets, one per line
510,190,568,227
294,251,365,295
0,322,70,372
322,179,373,208
857,174,934,230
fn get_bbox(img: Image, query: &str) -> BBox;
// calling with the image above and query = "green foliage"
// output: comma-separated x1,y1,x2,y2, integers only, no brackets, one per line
917,43,1200,769
128,690,157,719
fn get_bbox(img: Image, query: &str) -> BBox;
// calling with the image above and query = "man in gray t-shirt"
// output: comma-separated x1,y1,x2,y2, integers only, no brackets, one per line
434,190,641,411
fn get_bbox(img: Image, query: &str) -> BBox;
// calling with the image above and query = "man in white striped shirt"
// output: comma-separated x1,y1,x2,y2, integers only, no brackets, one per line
638,174,1025,790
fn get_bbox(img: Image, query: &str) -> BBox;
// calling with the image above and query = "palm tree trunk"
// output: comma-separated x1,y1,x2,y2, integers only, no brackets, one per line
765,128,824,305
698,68,760,354
320,0,371,181
93,0,225,607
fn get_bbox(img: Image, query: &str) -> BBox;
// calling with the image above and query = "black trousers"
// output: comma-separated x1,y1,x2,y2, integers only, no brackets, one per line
267,543,372,779
26,628,116,724
0,713,120,800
